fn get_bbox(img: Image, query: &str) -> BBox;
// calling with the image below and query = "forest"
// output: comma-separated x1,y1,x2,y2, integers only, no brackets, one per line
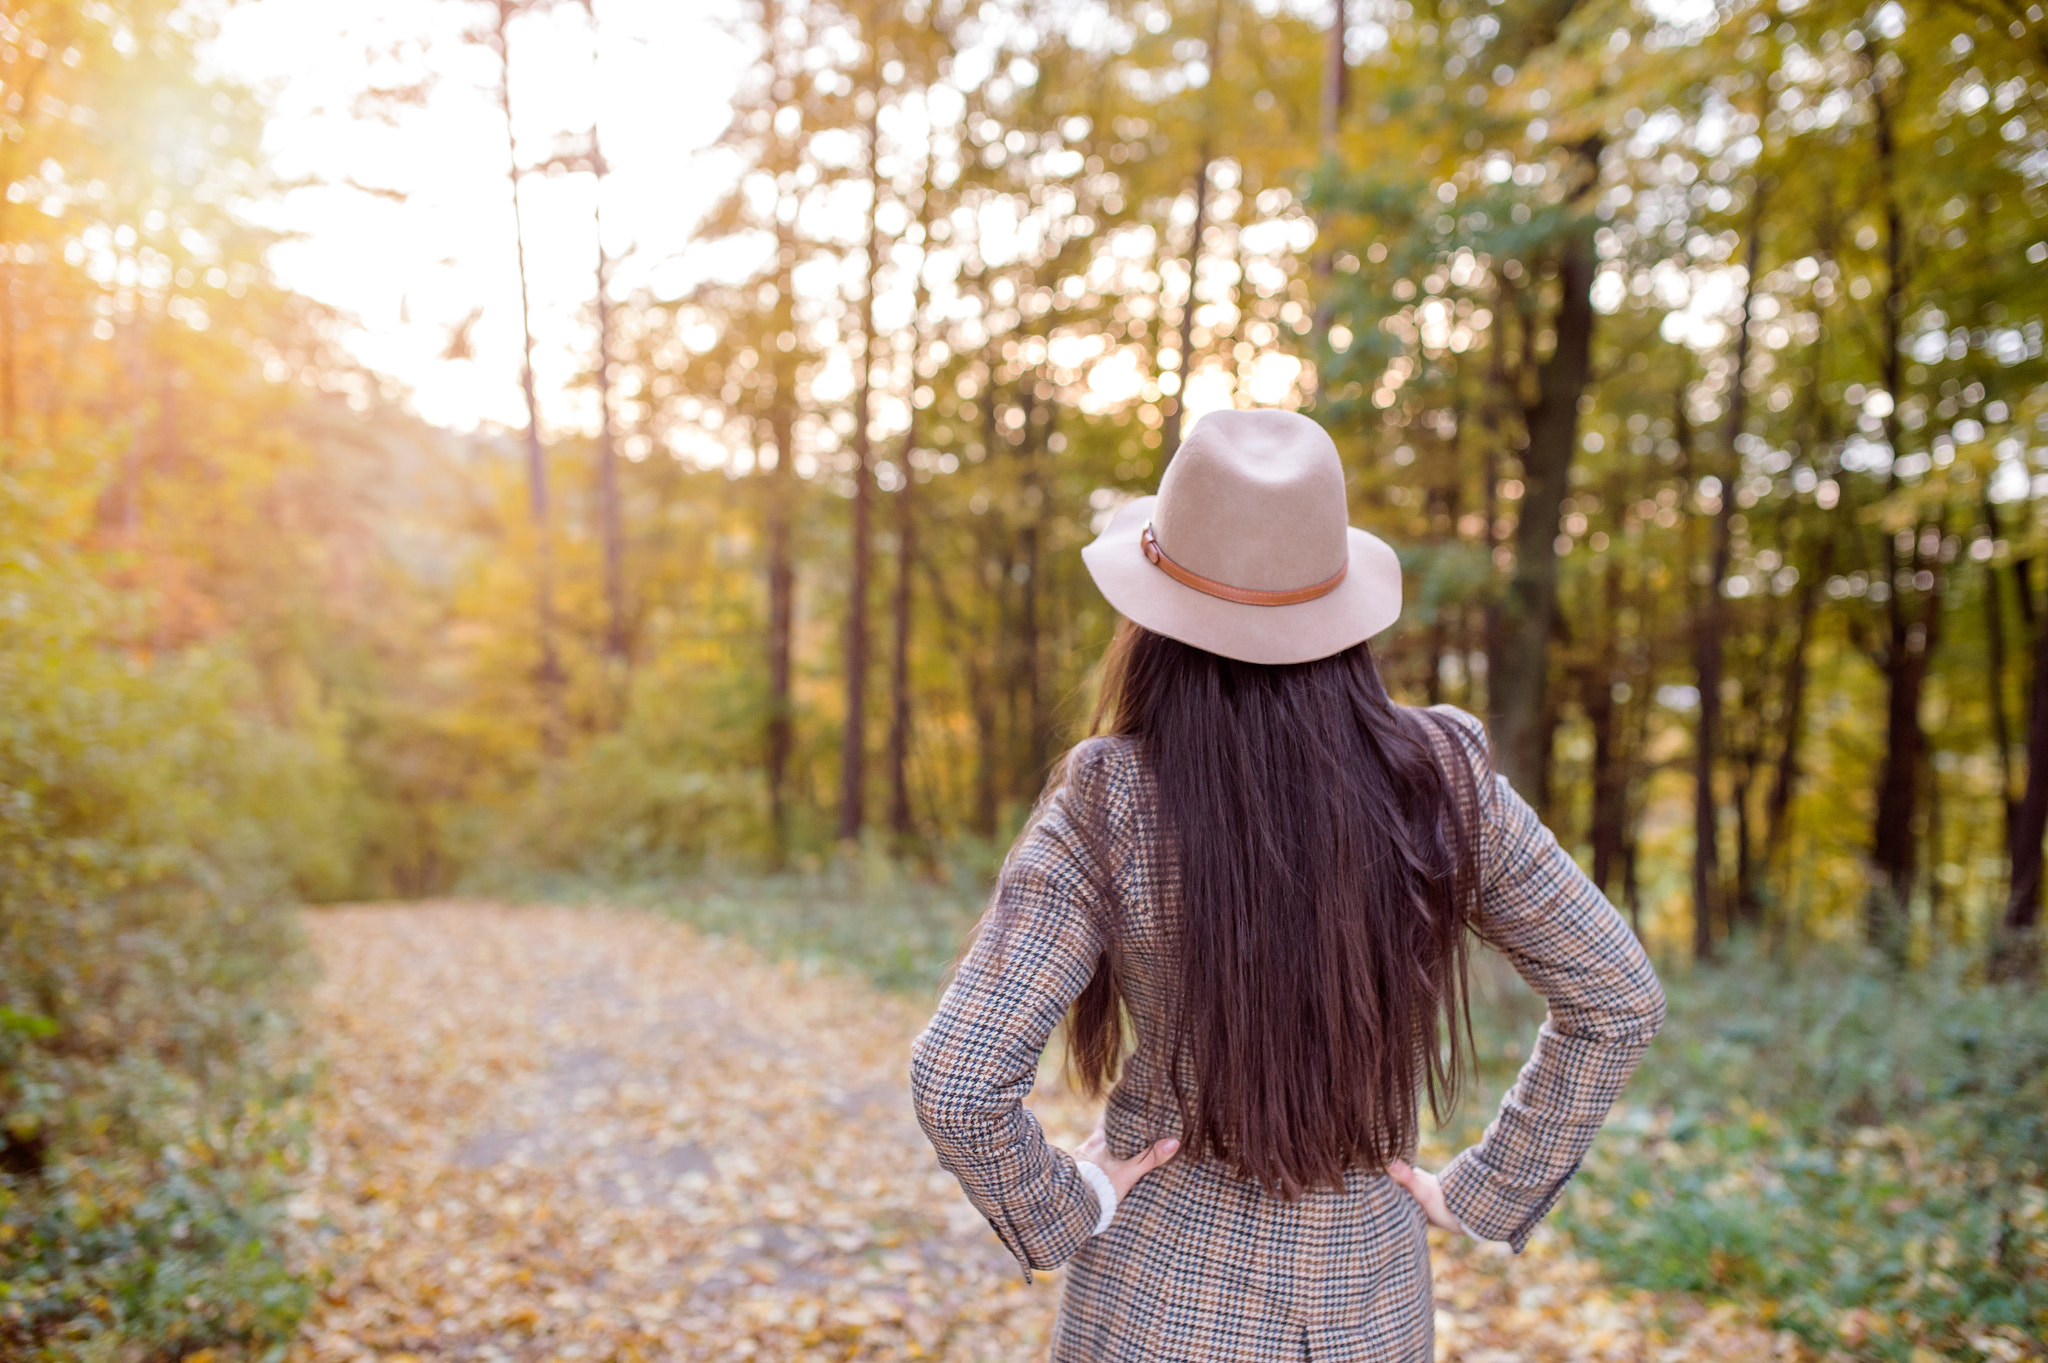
0,0,2044,1358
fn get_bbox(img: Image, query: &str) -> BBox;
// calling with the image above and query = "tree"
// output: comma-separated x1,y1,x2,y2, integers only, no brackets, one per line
473,0,568,750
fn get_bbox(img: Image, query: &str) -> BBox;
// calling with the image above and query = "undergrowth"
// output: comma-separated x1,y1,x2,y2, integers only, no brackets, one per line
1,547,326,1361
1552,948,2047,1362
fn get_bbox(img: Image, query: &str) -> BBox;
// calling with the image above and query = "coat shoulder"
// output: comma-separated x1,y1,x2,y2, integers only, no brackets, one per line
1411,703,1492,774
1061,734,1146,817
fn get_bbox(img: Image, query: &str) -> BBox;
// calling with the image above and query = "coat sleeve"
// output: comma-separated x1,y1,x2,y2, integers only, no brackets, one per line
1426,706,1666,1253
909,741,1130,1274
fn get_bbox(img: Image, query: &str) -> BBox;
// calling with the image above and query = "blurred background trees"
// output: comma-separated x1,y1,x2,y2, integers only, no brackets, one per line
8,0,2046,962
439,0,2047,979
1,0,2045,1351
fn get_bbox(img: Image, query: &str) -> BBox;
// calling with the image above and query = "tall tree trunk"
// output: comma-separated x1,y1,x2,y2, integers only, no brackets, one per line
765,222,799,870
1014,387,1048,793
1586,553,1627,894
1310,0,1347,348
1160,147,1211,462
837,92,883,844
1691,536,1724,964
1733,751,1759,927
1763,529,1831,880
1160,1,1225,460
973,657,1001,838
592,128,628,671
887,170,936,847
1984,492,2018,850
755,0,803,867
1762,349,1840,898
1996,577,2048,977
886,416,919,845
1620,613,1656,936
1868,71,1934,957
1690,213,1763,958
1479,276,1515,721
919,553,997,840
1491,140,1601,801
491,0,564,753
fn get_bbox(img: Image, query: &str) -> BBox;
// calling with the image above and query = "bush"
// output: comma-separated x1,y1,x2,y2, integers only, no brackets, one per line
485,730,762,881
1552,948,2048,1361
0,537,323,1360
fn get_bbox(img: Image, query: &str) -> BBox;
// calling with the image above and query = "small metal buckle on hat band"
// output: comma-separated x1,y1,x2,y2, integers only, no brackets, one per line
1139,522,1347,607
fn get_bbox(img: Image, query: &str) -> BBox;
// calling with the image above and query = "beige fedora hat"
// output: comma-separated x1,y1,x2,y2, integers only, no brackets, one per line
1081,408,1401,666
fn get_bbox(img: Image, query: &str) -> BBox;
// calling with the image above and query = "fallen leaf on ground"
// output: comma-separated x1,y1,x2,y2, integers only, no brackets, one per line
287,902,1787,1362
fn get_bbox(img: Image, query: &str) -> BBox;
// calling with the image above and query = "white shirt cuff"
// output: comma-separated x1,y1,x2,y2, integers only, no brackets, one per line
1075,1158,1117,1235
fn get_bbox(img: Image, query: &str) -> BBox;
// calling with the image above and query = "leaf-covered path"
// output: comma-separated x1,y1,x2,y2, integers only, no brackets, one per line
288,903,1780,1362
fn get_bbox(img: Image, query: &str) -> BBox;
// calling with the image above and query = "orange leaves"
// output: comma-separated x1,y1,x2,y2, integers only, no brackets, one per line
289,902,1059,1361
290,902,1781,1363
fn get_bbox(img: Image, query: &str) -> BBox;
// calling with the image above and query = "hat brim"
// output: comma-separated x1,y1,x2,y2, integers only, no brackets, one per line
1080,495,1402,666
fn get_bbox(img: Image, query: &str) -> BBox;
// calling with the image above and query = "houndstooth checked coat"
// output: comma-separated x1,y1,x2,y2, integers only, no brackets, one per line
910,705,1665,1362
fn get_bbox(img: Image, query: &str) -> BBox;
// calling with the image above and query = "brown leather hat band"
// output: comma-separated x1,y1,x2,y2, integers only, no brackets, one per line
1141,522,1348,607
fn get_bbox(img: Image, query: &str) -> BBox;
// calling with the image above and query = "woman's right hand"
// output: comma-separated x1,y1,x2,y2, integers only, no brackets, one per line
1387,1158,1468,1235
1076,1124,1180,1199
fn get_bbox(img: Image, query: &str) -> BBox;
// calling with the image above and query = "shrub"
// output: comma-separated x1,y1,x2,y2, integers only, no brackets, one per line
470,719,765,887
1555,948,2048,1361
0,540,322,1360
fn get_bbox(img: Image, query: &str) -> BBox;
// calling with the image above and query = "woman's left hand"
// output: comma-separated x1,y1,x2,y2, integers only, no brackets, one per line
1076,1124,1180,1199
1387,1158,1468,1235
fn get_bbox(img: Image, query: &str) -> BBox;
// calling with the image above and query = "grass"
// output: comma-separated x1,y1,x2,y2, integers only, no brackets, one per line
470,848,1004,998
1553,949,2047,1362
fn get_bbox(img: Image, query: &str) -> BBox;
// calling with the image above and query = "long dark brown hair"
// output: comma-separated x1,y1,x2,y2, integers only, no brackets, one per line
1046,620,1483,1199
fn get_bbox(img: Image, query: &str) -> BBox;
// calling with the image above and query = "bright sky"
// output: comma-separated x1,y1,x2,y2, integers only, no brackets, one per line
208,0,747,435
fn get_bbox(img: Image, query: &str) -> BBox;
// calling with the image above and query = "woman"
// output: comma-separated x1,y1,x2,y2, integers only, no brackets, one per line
910,409,1664,1362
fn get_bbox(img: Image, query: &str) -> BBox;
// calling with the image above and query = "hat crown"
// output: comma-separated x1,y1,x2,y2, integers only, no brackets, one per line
1152,409,1351,592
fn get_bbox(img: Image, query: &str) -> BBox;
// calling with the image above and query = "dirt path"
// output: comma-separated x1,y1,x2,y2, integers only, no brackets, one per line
288,902,1778,1363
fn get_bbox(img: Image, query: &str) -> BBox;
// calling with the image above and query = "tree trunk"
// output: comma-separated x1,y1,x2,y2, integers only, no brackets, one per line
1310,0,1347,348
1621,616,1656,936
492,1,564,751
887,172,936,847
973,657,1001,838
1160,146,1211,462
1014,387,1048,793
886,423,918,845
1490,142,1601,801
1690,213,1762,958
1761,351,1842,900
1996,563,2048,978
1586,554,1627,895
1868,72,1934,957
1763,530,1830,880
918,552,996,841
1160,2,1226,459
837,93,883,844
1733,751,1759,927
1478,276,1514,723
765,222,799,869
1984,492,2018,860
592,128,628,672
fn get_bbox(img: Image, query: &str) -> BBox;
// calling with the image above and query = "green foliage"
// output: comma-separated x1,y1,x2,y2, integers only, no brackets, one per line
483,735,764,881
1,486,323,1358
1554,948,2048,1359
